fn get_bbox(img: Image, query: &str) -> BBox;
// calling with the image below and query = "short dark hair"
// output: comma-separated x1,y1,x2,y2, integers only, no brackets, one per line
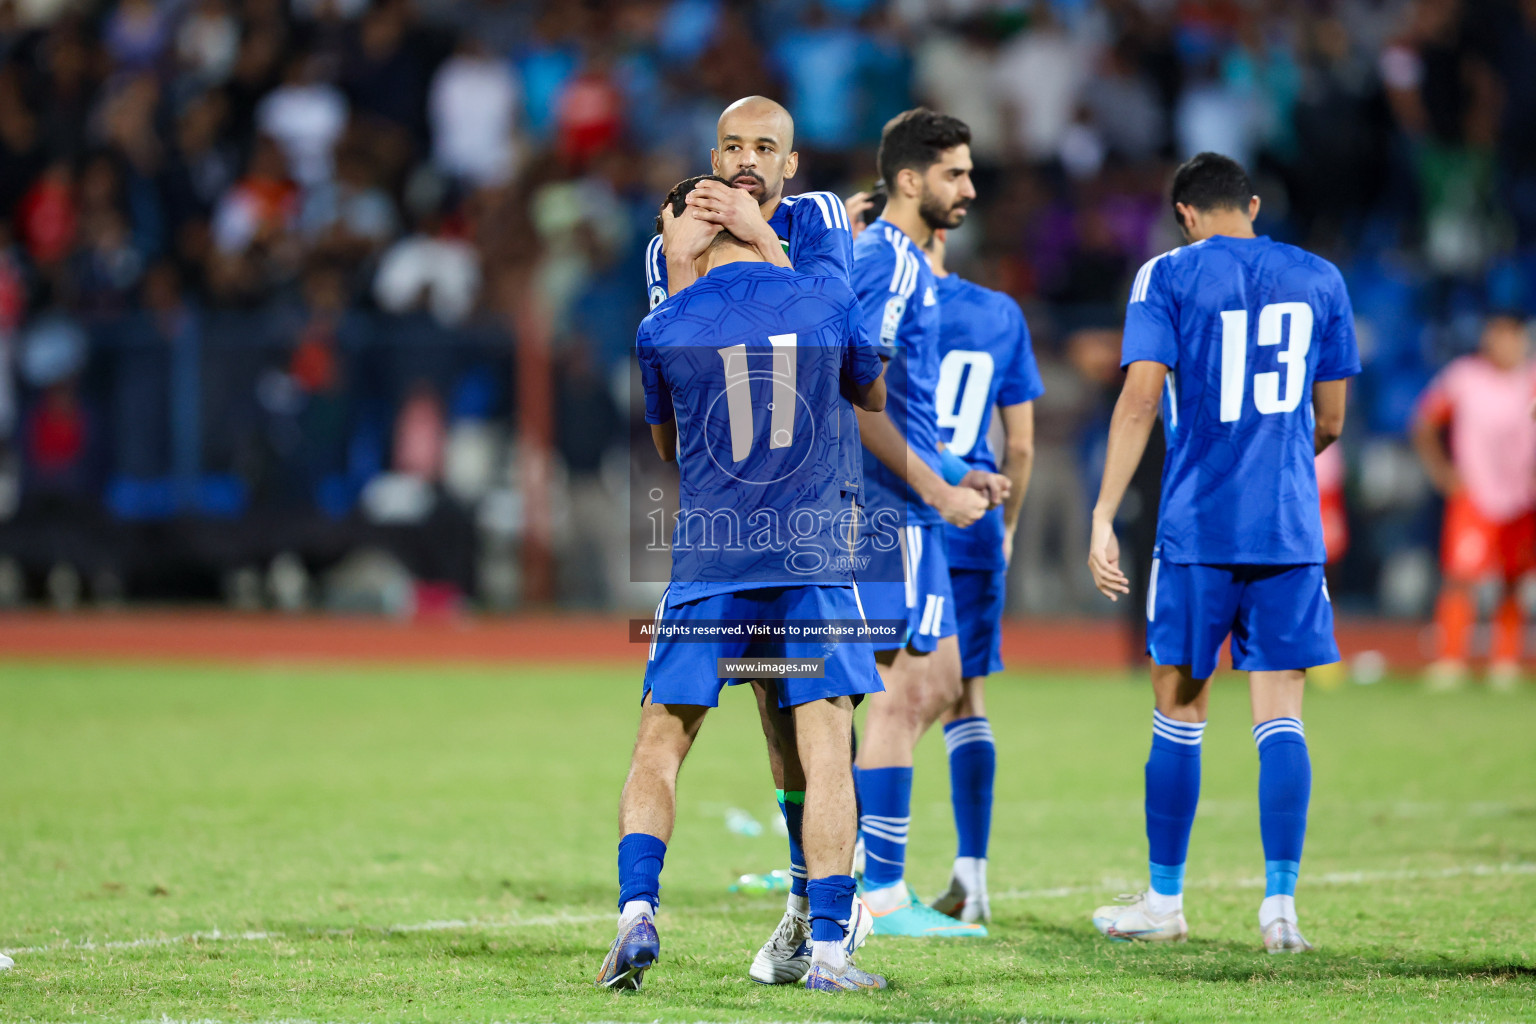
1486,308,1529,326
877,108,971,189
654,174,731,234
1169,152,1254,214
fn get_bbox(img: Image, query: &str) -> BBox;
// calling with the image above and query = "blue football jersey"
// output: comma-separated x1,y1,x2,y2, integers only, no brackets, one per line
644,190,854,309
1122,234,1362,565
637,261,884,600
851,218,943,526
935,274,1044,570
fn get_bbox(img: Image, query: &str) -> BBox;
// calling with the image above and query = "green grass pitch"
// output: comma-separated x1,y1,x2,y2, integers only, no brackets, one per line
0,660,1533,1023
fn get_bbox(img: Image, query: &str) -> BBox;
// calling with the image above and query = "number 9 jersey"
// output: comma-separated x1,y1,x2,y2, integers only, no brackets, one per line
934,274,1044,571
1123,235,1362,566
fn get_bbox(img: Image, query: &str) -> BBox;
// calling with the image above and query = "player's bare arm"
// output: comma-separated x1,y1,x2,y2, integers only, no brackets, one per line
1312,378,1347,456
650,419,678,462
1409,394,1460,495
997,401,1035,564
1089,359,1167,600
855,405,987,527
686,179,791,269
847,364,887,412
946,454,1008,508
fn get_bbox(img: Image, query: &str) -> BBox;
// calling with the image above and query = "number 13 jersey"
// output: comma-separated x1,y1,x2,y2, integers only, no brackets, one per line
1122,234,1361,566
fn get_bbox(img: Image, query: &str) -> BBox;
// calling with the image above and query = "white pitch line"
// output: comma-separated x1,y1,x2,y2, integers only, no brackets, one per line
1,914,612,958
992,860,1536,902
7,861,1533,959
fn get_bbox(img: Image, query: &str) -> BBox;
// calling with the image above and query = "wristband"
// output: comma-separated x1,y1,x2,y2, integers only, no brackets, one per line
939,448,970,486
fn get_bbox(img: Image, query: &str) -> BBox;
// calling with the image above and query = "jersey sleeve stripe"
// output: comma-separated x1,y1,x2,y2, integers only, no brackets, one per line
809,192,834,230
645,234,664,287
815,191,847,231
1130,249,1176,303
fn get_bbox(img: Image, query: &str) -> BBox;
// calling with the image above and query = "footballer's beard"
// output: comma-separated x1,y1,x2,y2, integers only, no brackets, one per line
726,168,779,208
919,190,971,230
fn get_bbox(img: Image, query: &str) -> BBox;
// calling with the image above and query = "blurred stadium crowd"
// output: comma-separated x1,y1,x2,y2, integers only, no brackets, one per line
0,0,1529,617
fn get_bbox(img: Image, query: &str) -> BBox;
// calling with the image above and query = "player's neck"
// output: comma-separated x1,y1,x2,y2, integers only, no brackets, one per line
1188,213,1257,243
698,240,764,276
880,201,934,250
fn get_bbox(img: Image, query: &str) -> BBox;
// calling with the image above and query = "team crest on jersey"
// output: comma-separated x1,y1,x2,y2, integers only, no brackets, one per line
649,284,666,310
923,286,936,307
881,296,907,344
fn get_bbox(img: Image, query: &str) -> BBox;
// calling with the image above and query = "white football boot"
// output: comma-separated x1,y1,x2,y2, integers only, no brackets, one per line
749,894,812,984
1092,891,1189,943
1262,918,1315,953
1260,895,1314,953
930,856,991,924
750,893,874,983
0,951,11,970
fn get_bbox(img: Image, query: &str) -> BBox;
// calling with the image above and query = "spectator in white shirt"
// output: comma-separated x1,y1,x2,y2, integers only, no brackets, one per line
429,36,520,189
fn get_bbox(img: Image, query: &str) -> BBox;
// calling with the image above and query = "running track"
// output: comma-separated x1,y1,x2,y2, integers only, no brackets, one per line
0,611,1431,670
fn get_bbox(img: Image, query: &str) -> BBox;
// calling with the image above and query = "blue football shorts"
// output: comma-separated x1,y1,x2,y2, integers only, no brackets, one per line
857,523,957,653
643,584,885,708
950,566,1007,679
1146,558,1339,680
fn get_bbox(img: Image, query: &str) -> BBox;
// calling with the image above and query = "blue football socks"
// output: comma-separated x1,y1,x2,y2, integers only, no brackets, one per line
617,832,667,913
1146,710,1205,899
944,717,996,860
1254,717,1310,899
777,789,808,898
856,766,912,891
807,874,856,942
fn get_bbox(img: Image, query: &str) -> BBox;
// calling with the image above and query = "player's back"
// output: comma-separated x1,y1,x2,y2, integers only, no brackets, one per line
935,275,1041,472
1123,235,1360,565
935,274,1043,569
637,262,877,597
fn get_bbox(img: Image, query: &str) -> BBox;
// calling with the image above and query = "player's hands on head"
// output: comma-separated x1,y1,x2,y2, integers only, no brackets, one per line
959,469,1009,508
935,482,989,528
1088,517,1130,601
845,192,875,240
662,203,718,265
686,179,771,246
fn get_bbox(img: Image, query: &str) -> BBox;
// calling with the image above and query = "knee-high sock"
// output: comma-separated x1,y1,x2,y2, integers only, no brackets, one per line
777,790,808,898
1435,587,1475,661
1492,594,1524,664
944,717,995,860
617,833,667,913
1254,717,1310,900
856,766,912,890
1146,710,1204,897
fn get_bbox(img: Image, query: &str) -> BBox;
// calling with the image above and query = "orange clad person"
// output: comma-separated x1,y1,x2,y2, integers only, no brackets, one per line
1411,313,1536,689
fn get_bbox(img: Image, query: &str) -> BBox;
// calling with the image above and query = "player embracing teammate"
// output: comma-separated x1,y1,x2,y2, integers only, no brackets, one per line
1088,153,1359,952
597,173,887,993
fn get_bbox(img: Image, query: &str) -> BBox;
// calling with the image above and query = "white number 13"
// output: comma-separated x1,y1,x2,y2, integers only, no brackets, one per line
1219,301,1312,422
